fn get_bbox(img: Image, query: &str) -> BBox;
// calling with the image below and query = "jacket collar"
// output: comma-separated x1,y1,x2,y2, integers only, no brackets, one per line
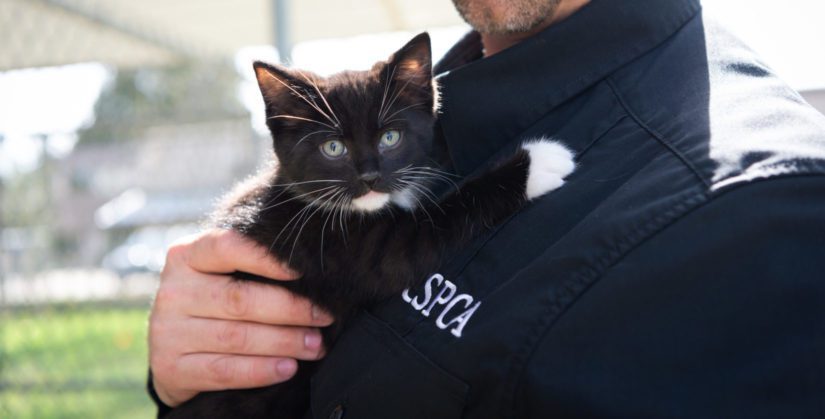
434,0,702,175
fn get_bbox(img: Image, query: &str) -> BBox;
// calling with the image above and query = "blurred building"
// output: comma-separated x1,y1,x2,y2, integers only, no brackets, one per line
58,118,266,272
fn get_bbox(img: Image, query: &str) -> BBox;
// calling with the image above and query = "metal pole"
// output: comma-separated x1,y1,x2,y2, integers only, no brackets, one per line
273,0,292,65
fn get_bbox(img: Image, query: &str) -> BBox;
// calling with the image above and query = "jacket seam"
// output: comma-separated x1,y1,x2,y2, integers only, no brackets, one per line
605,77,711,188
500,186,707,417
577,114,629,158
503,172,825,416
451,112,630,280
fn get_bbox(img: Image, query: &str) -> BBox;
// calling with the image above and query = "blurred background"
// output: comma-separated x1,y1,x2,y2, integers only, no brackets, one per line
0,0,823,417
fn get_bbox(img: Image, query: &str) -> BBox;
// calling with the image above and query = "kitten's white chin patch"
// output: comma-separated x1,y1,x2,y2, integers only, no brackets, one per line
351,191,391,212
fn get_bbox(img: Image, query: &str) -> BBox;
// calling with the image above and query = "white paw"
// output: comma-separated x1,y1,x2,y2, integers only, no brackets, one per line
522,139,575,200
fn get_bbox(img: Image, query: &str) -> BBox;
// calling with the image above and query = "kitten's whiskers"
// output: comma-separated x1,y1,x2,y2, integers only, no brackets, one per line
268,186,339,252
377,65,399,127
262,71,341,131
395,179,436,225
397,166,460,191
272,179,346,188
269,114,337,131
288,187,342,264
270,186,337,255
398,178,444,216
379,75,417,126
266,179,343,204
381,102,427,124
259,184,339,212
337,195,351,243
319,189,347,269
295,70,343,130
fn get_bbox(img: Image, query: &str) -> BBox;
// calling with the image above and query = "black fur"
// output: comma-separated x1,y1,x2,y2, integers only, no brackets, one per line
168,33,538,418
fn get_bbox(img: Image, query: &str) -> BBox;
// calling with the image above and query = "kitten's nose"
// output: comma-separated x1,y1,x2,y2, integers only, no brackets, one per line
359,171,381,188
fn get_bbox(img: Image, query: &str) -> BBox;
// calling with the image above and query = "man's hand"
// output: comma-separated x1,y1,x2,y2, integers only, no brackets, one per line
148,229,334,407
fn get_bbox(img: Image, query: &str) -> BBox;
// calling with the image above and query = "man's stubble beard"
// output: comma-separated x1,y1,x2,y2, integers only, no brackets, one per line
451,0,562,35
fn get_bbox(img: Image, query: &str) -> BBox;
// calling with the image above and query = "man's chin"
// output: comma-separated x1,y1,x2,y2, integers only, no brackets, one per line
452,0,561,35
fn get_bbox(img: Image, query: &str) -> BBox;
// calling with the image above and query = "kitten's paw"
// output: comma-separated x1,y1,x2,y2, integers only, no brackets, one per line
522,139,575,200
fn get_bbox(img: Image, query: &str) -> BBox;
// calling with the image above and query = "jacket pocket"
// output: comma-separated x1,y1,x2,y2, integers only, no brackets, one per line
310,311,468,419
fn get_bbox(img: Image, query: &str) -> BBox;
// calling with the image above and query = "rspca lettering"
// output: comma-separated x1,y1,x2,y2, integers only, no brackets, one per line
402,273,481,338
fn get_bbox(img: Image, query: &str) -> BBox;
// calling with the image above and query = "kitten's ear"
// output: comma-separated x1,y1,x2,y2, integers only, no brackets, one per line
253,61,304,106
386,32,433,90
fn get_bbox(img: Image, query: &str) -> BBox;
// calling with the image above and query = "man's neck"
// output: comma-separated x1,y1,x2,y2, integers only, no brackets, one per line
481,0,591,57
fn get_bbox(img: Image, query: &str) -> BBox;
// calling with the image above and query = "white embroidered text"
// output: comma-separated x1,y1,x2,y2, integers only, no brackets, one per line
401,273,481,338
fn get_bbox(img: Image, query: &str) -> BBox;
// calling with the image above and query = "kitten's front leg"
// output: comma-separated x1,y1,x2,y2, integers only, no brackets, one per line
438,137,575,235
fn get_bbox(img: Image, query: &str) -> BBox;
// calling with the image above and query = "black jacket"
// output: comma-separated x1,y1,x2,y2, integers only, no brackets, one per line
308,1,825,418
152,0,825,417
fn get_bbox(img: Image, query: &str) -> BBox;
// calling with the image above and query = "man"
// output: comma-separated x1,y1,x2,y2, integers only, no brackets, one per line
149,0,825,416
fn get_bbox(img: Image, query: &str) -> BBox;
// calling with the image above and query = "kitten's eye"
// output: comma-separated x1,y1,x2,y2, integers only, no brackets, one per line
320,139,347,158
379,130,402,149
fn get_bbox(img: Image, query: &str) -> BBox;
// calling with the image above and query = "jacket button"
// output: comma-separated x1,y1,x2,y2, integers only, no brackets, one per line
329,404,344,419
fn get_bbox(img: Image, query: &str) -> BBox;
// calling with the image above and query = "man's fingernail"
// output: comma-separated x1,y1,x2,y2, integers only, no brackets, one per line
304,332,323,350
283,265,301,277
312,305,335,323
275,262,300,278
276,359,297,377
312,305,333,322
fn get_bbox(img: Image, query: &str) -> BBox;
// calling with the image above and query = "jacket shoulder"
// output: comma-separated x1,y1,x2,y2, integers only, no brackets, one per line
608,11,825,193
514,174,825,417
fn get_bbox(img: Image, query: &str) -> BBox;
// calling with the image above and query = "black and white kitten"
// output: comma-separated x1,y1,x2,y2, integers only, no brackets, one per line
168,33,574,418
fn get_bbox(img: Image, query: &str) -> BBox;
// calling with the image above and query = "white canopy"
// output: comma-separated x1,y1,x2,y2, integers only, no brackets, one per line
0,0,464,70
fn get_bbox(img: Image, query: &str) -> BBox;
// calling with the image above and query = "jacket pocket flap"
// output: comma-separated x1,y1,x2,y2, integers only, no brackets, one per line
310,311,468,418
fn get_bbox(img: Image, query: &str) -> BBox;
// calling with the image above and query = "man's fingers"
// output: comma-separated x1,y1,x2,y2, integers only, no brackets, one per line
175,229,300,280
180,273,334,327
173,317,325,361
150,228,333,407
175,354,299,393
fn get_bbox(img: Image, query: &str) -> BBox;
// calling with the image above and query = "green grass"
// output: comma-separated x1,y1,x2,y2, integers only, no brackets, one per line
0,305,156,418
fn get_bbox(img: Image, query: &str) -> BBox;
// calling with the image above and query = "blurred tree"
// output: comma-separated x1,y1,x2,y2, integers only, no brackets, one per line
1,159,50,227
77,59,246,145
1,59,249,271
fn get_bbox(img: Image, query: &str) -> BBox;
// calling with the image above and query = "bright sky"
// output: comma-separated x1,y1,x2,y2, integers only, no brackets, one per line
1,1,824,178
701,0,825,91
0,63,110,177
